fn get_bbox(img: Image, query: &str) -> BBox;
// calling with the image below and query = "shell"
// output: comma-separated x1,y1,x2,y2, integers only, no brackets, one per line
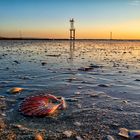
19,94,66,116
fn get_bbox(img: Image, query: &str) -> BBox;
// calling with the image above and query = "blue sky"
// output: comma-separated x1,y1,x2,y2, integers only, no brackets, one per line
0,0,140,39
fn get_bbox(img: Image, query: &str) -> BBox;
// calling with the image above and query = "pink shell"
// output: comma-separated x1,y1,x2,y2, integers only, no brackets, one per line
19,94,66,116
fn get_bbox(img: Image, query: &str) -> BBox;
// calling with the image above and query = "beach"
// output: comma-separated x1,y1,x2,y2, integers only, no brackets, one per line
0,40,140,140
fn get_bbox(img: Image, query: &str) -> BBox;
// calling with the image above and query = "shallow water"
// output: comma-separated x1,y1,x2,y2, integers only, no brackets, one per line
0,40,140,99
0,40,140,139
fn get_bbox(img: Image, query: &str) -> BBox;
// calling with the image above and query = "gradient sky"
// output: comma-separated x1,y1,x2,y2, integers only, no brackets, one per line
0,0,140,39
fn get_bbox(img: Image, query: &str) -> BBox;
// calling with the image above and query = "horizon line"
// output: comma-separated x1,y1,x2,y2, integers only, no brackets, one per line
1,37,140,41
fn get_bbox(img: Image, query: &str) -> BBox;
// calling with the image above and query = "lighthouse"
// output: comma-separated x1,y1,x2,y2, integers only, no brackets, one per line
69,18,75,40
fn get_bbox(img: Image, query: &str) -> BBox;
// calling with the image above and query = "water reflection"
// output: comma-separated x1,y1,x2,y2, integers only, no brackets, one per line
0,40,140,70
68,40,75,68
69,40,75,59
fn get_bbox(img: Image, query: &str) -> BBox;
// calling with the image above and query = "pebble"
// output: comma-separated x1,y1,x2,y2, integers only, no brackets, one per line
0,118,6,130
41,62,47,66
46,54,61,57
122,100,128,104
89,93,100,98
103,135,115,140
98,84,110,87
35,133,43,140
76,136,83,140
78,86,82,89
81,81,87,83
90,64,102,68
1,113,6,117
9,87,24,94
111,123,119,127
74,122,82,127
63,130,73,138
77,103,82,108
13,60,20,64
118,71,122,73
67,77,77,82
74,92,81,95
117,107,123,111
135,79,140,81
78,67,93,71
87,92,108,98
0,96,5,98
66,98,79,102
12,124,30,131
19,76,30,80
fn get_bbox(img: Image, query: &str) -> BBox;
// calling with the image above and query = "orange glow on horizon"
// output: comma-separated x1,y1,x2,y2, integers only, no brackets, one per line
1,19,140,39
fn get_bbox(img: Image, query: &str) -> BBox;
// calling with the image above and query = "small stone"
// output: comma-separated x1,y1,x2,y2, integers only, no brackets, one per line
19,76,30,80
9,87,24,94
1,113,6,117
98,84,110,87
13,60,20,64
76,136,83,140
66,98,79,102
35,133,43,140
77,104,82,108
74,92,81,95
89,93,100,97
67,77,77,82
103,135,115,140
110,123,120,129
74,122,82,127
122,100,128,104
63,130,73,138
0,118,6,130
81,81,87,83
12,124,30,131
78,67,93,71
41,62,47,66
117,107,123,111
78,86,82,89
135,79,140,81
0,96,5,98
90,64,102,68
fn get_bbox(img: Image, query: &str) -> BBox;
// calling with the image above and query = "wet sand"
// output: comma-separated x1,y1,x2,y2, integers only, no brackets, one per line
0,40,140,140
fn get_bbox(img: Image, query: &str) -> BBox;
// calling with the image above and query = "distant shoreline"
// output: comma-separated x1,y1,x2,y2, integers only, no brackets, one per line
0,37,140,41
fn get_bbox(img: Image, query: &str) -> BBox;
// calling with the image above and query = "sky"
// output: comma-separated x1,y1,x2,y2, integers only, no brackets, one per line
0,0,140,39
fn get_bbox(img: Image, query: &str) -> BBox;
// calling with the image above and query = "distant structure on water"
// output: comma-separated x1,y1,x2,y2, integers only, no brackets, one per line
69,18,75,40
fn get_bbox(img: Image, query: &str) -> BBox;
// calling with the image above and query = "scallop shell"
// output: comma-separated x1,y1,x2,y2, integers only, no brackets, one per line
19,94,66,116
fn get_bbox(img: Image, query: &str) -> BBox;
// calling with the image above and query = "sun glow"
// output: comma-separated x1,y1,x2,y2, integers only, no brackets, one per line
0,1,140,39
